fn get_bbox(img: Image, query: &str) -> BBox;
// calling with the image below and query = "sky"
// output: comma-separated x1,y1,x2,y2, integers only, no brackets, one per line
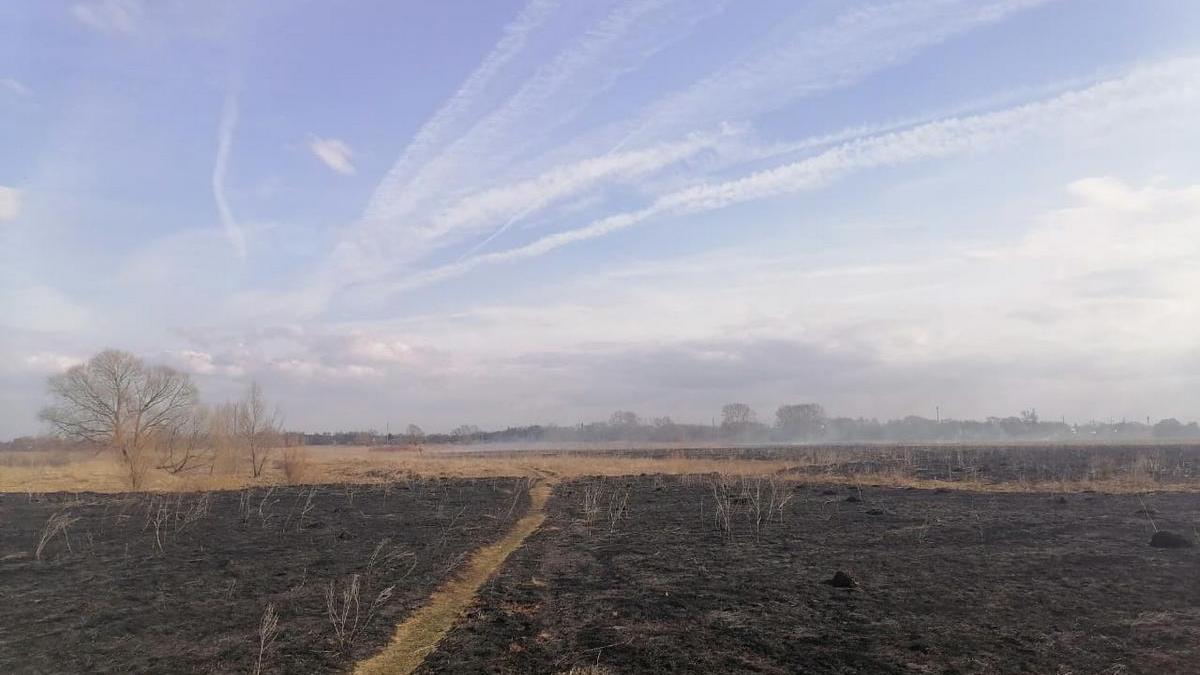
2,0,1200,437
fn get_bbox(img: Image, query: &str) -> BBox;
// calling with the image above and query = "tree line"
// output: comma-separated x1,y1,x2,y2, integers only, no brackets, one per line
17,350,1200,470
303,403,1200,446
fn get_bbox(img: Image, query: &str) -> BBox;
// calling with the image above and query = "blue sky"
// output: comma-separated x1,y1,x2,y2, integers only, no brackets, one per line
2,0,1200,436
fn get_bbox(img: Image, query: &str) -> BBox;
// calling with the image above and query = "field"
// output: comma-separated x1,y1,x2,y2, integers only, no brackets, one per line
0,479,528,673
2,443,1199,673
420,475,1200,674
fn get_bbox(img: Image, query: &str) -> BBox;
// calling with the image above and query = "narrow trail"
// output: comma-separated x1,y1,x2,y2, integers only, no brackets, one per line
354,472,556,675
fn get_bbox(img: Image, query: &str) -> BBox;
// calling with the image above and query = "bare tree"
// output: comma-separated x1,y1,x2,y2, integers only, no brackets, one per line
39,349,197,488
236,382,281,479
405,423,424,442
207,401,241,475
451,424,480,439
721,403,756,429
608,410,641,428
775,403,826,440
155,404,210,474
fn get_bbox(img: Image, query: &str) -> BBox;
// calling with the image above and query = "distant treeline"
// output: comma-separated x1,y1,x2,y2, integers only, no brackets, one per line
10,404,1198,451
292,404,1200,446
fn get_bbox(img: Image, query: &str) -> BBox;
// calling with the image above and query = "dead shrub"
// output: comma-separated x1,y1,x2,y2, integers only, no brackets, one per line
254,602,280,675
607,488,630,532
35,510,80,560
325,574,395,654
710,476,736,542
280,447,312,483
581,485,603,531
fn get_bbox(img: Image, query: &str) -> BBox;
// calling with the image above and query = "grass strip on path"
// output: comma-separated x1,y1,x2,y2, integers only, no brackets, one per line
355,476,554,674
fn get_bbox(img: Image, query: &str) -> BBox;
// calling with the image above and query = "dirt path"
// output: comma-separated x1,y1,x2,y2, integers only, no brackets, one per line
354,474,555,675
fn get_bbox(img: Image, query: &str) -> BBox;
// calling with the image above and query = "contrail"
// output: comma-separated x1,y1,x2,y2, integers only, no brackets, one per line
213,87,246,260
328,0,1057,296
611,0,1059,153
362,0,561,224
381,57,1200,294
362,0,724,230
453,0,1053,256
452,130,731,258
360,0,1047,267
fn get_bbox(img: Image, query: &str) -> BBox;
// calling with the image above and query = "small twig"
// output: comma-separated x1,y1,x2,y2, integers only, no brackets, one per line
1137,494,1158,532
254,602,280,675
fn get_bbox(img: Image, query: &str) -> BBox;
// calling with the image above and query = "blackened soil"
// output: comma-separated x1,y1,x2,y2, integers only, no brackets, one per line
0,478,528,674
420,476,1200,674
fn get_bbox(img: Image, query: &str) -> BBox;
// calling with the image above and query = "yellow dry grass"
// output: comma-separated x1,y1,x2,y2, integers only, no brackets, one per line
1,444,1196,494
354,477,555,675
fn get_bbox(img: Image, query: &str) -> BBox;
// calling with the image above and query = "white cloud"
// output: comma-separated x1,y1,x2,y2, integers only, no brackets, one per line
1012,177,1200,268
0,286,92,333
308,136,357,175
21,353,84,374
160,326,436,389
22,174,1188,431
71,0,144,35
172,350,246,377
190,173,1196,427
342,176,1200,422
271,359,382,381
0,186,20,221
344,335,418,364
1,78,30,96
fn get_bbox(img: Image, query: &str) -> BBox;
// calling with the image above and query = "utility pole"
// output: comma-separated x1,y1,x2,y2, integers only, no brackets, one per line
936,405,940,424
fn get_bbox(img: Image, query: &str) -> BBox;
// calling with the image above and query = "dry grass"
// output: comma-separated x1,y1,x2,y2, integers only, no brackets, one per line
326,574,395,655
254,602,280,675
35,510,80,560
1,444,1198,494
280,447,313,483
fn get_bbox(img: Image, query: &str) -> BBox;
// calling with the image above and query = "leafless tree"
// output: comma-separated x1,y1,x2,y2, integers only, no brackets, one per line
775,403,826,440
721,403,756,429
39,349,197,488
236,382,281,479
155,404,210,474
608,410,640,428
207,401,241,475
451,424,480,439
405,423,424,442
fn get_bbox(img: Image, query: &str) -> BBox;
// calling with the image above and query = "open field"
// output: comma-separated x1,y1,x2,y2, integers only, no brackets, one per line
0,478,528,674
3,442,1200,494
2,444,1199,673
421,475,1200,674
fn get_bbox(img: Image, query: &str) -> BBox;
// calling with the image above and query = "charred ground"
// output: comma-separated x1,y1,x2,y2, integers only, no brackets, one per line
0,477,529,674
3,444,1200,674
420,474,1200,674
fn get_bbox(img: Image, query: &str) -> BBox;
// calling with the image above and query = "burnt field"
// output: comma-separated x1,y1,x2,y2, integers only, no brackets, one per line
454,442,1200,489
3,444,1200,674
0,478,529,674
420,474,1200,674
